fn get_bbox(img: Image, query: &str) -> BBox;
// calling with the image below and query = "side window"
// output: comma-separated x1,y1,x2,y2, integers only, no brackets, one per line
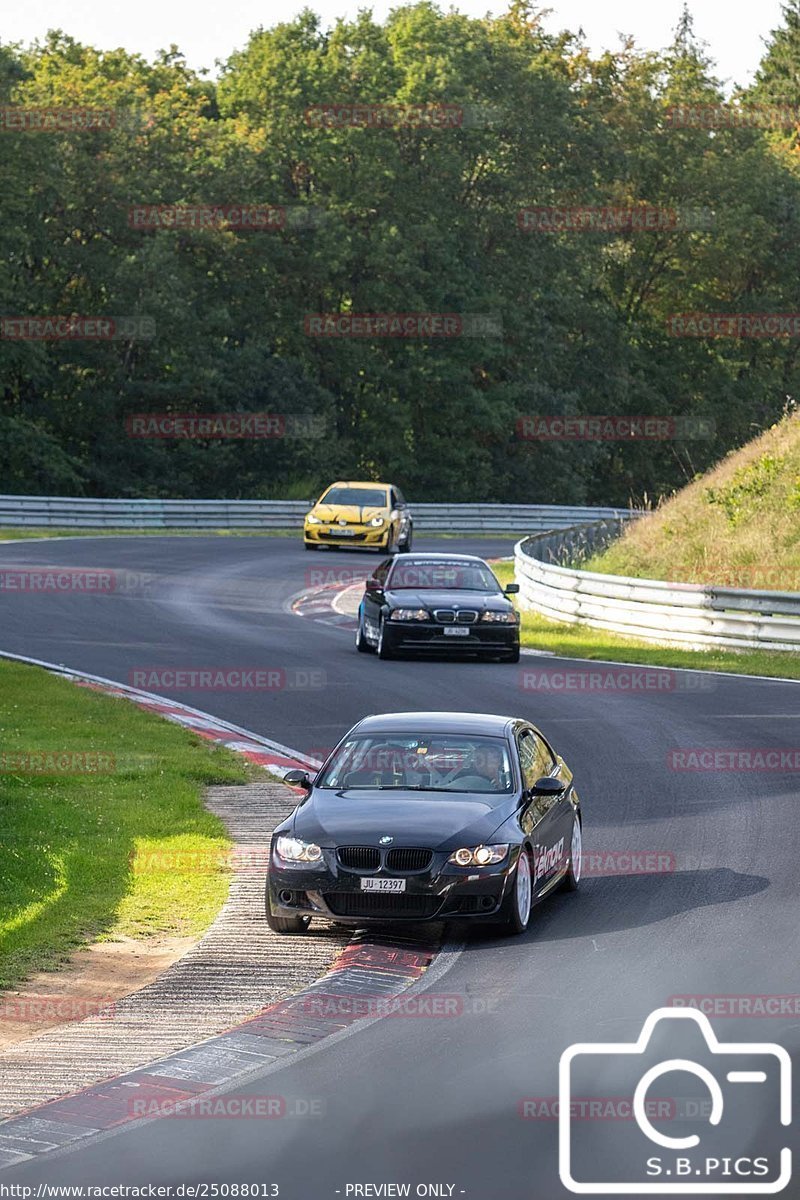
534,735,557,777
394,487,406,507
517,731,539,791
390,488,399,509
373,559,392,585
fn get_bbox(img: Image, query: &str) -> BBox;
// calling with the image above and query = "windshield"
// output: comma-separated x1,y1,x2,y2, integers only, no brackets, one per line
319,486,388,507
388,560,501,592
316,734,513,793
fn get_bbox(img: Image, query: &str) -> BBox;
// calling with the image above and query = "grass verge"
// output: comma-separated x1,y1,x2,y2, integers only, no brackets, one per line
492,562,800,681
0,658,259,990
583,412,800,590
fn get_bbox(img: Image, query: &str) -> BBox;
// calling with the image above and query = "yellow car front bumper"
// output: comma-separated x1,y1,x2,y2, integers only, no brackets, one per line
304,523,390,549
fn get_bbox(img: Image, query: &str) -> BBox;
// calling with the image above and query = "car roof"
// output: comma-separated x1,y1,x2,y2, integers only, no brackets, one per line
387,553,488,564
326,481,392,490
352,711,516,736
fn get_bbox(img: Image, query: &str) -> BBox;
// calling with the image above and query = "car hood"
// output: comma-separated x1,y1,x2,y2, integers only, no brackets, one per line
311,504,386,523
384,588,510,611
288,791,515,850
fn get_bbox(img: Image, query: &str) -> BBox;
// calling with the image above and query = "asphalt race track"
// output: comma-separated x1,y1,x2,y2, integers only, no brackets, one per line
2,535,799,1197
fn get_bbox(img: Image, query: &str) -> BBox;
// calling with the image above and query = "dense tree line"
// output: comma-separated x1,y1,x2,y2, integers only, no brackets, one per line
3,2,800,504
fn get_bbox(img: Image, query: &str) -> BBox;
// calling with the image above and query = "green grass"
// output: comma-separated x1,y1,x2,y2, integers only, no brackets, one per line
0,659,260,990
584,411,800,591
492,562,800,680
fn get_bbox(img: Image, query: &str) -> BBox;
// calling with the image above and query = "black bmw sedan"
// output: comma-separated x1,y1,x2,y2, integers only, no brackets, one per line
354,553,521,661
266,711,582,937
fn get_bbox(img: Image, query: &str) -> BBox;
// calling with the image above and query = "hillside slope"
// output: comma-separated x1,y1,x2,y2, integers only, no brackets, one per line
586,411,800,591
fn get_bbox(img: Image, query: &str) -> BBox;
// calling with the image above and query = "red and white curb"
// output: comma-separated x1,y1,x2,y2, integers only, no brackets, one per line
0,933,441,1168
0,650,321,778
288,581,360,630
0,649,448,1168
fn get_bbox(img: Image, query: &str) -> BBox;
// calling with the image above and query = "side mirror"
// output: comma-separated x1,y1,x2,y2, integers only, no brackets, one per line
365,578,382,594
308,498,317,508
504,582,520,595
531,775,566,796
284,769,312,790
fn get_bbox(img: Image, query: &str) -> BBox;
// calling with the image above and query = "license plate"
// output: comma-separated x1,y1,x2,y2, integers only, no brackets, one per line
332,528,357,537
360,877,406,892
443,626,470,637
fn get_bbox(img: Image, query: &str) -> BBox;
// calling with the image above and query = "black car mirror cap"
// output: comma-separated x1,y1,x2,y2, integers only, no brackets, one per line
284,769,312,790
531,775,567,796
504,582,520,594
365,578,382,593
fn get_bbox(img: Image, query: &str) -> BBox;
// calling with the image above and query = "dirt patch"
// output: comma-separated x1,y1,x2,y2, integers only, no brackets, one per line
0,935,195,1050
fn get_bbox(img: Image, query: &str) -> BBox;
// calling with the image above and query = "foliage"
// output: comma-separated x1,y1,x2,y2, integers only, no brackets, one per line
4,8,800,502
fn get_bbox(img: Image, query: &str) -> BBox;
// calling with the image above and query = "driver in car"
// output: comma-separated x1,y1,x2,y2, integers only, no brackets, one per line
449,745,508,791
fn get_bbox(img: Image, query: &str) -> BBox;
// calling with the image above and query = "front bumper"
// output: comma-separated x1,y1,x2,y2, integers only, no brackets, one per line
381,619,519,655
268,849,519,924
304,523,389,549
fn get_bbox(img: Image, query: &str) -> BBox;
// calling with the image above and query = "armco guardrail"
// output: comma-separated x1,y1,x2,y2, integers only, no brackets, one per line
0,495,634,532
515,527,800,652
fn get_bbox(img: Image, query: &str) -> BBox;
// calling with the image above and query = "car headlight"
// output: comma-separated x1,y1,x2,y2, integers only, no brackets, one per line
480,610,518,623
447,844,509,867
306,514,322,525
369,516,385,527
389,608,429,621
275,836,323,864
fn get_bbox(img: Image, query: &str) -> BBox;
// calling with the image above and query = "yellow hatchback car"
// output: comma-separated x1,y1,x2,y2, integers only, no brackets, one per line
304,481,414,553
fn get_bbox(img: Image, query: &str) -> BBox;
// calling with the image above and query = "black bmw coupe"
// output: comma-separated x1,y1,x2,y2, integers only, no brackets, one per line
266,710,582,937
354,553,520,661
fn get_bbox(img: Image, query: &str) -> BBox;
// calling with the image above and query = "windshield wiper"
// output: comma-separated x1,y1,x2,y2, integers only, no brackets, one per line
370,784,458,792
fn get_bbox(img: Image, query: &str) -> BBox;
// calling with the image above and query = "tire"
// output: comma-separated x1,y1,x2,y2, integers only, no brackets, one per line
561,812,582,892
355,612,373,653
377,617,396,660
398,525,413,553
265,882,312,933
304,542,318,551
506,646,520,663
498,848,533,935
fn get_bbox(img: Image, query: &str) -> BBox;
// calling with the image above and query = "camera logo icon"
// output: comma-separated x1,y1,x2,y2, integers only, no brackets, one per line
559,1007,791,1194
